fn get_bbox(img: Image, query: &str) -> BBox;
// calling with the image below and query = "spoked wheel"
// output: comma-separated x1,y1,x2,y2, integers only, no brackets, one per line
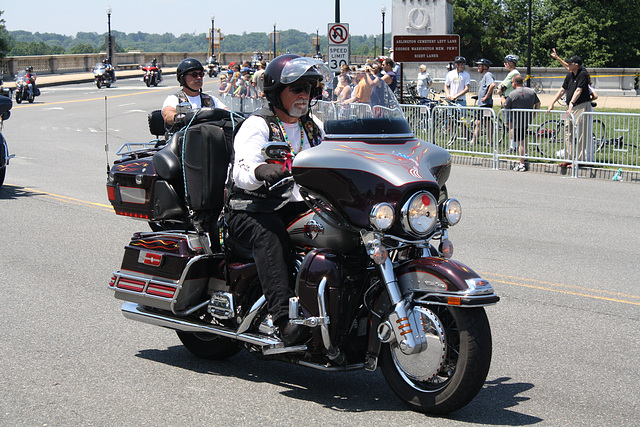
176,331,241,360
380,306,492,414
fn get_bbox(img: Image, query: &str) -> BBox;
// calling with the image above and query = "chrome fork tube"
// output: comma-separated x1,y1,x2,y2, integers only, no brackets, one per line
376,258,425,355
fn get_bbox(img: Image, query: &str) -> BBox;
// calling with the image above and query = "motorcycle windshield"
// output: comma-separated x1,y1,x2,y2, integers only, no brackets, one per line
312,78,412,139
94,64,106,73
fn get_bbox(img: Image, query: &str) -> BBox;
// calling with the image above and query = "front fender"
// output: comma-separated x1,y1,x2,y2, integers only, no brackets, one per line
396,257,499,307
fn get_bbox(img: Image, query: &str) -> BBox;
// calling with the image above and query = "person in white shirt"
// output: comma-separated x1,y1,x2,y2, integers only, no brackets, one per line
444,56,471,106
226,54,330,347
161,58,226,129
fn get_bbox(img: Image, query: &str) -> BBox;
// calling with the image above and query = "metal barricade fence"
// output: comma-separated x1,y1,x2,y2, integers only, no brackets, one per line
576,111,640,170
431,105,497,159
312,100,338,121
219,94,266,114
402,104,432,142
495,108,576,167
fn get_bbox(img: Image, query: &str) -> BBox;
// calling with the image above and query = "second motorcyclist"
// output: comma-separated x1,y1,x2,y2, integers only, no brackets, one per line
161,58,226,130
225,54,329,345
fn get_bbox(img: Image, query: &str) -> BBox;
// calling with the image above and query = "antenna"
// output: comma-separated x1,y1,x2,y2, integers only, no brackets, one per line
104,96,110,172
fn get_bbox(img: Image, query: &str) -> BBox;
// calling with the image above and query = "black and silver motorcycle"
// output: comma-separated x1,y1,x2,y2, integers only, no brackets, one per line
106,83,499,414
1,94,14,188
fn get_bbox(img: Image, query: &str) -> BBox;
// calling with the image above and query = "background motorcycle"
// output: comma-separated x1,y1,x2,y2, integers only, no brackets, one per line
142,62,161,87
0,94,14,187
93,63,113,89
14,71,37,104
205,56,219,78
106,85,498,415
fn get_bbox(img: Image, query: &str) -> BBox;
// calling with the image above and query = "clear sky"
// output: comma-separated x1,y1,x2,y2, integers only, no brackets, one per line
1,0,393,37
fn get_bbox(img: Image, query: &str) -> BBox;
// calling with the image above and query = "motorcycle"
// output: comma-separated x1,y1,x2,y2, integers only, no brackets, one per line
106,83,499,414
1,94,14,188
93,63,113,89
205,56,219,78
142,62,162,87
14,71,38,104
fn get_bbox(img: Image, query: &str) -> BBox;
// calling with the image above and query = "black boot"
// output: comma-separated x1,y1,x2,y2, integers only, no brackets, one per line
275,318,310,346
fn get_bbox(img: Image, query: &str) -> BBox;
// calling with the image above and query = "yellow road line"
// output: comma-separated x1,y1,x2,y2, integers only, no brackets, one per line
22,186,114,212
480,271,640,306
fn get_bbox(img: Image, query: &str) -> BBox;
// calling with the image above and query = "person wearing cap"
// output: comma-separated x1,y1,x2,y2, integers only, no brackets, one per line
547,55,593,165
498,54,521,152
470,58,496,145
161,57,227,129
226,54,330,346
444,56,470,106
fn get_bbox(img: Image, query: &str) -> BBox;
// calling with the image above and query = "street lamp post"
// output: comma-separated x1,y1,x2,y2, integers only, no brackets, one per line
210,14,215,58
381,5,386,57
106,6,112,65
316,27,320,56
273,23,277,59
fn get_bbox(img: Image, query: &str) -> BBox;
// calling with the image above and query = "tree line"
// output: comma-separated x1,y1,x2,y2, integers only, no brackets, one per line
2,1,639,68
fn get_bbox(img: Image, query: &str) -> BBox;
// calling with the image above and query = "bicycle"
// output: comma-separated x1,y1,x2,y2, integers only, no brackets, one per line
524,75,543,94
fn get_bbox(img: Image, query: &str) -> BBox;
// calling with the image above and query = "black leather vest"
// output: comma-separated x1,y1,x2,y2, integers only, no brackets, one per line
227,106,321,213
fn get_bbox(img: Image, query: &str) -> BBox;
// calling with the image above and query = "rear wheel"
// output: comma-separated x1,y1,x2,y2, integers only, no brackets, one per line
380,306,492,414
176,331,241,360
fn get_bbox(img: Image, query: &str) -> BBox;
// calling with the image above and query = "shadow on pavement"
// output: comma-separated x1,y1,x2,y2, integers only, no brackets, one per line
136,345,542,422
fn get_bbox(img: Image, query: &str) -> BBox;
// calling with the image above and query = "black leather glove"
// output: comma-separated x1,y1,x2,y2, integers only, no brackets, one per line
254,163,291,186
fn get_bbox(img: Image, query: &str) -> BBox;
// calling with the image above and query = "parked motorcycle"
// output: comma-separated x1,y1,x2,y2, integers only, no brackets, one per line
106,83,499,414
14,70,38,104
1,94,14,188
142,62,162,87
93,63,113,89
205,56,219,78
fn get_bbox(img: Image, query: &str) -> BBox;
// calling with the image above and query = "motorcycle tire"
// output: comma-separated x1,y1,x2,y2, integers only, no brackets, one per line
96,80,102,89
176,331,241,360
106,82,111,88
379,306,492,415
146,79,151,87
28,95,34,104
208,70,214,78
15,92,22,104
0,167,5,188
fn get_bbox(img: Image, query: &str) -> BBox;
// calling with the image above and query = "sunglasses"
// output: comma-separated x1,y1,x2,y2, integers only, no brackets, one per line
187,71,205,78
288,82,313,94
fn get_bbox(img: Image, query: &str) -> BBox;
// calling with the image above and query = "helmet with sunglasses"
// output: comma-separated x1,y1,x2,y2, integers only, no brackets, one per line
262,54,331,111
176,58,205,85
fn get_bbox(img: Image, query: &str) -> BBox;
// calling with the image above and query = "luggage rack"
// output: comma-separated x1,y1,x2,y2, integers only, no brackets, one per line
116,141,163,158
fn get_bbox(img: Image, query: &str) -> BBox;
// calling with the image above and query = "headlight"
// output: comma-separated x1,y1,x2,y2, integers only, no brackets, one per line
442,198,462,226
370,203,395,231
401,191,438,236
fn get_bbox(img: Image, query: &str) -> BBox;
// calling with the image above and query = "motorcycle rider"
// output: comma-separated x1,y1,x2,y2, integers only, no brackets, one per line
102,58,116,83
24,66,38,98
151,57,162,82
161,58,226,128
226,54,329,346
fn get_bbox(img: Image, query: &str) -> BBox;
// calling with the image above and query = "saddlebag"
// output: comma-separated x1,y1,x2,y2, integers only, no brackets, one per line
109,231,225,313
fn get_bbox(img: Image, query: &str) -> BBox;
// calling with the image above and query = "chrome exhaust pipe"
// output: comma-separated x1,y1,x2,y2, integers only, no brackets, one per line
121,302,283,347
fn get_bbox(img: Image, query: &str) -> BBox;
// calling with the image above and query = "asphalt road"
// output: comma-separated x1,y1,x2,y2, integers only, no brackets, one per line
1,78,639,426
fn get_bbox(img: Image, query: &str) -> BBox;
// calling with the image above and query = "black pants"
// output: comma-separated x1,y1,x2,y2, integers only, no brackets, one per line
226,202,307,323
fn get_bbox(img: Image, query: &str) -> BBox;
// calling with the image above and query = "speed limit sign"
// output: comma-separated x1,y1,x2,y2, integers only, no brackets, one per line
327,23,350,72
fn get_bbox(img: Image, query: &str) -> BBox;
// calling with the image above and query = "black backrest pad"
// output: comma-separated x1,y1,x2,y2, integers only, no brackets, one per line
182,122,231,212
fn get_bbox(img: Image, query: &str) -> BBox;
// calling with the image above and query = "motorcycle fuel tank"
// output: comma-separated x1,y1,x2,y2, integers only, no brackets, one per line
288,210,360,252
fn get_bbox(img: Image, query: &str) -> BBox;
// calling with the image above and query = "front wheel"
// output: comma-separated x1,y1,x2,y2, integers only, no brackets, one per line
380,306,492,414
96,79,102,89
15,91,22,104
176,331,241,360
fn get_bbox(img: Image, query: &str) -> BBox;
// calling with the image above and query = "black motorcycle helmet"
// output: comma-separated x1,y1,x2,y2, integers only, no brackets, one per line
263,54,330,113
475,58,492,67
176,58,205,86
